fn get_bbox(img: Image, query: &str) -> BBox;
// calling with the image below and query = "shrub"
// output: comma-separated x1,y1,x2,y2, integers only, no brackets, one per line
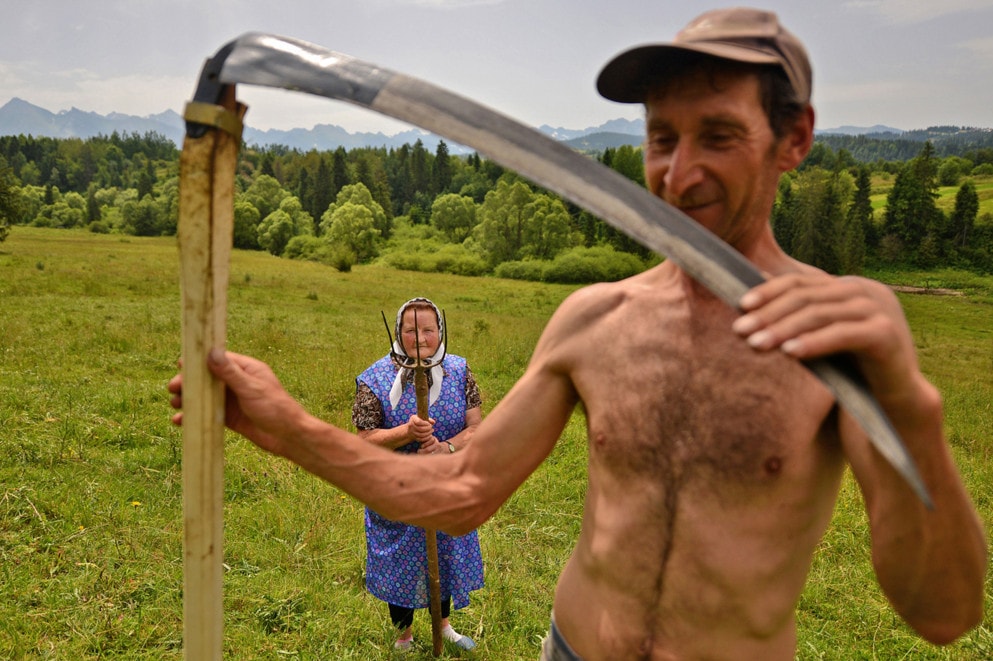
322,245,356,272
543,246,646,284
283,235,324,260
282,235,356,272
432,244,488,276
494,259,546,281
378,238,487,276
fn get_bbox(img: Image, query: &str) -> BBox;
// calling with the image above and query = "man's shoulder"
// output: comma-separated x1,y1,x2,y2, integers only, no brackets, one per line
558,265,671,316
538,271,662,348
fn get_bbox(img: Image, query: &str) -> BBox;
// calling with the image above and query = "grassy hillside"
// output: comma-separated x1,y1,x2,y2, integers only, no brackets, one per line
870,174,993,217
1,227,990,659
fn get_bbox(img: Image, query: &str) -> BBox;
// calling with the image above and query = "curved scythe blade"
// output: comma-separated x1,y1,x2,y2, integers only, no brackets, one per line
197,32,932,507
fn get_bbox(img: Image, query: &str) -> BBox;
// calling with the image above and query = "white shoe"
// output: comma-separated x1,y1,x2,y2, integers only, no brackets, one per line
442,625,476,650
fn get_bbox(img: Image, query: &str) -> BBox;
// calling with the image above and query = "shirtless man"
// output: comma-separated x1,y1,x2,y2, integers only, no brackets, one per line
169,8,985,660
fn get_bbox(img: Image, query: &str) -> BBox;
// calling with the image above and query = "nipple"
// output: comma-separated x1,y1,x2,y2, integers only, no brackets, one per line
764,456,782,475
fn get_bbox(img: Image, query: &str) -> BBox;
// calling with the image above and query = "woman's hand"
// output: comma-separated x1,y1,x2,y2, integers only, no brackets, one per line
405,415,448,454
416,436,449,455
406,414,435,443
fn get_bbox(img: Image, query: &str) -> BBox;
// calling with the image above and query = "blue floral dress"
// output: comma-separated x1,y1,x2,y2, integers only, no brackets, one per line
354,354,485,609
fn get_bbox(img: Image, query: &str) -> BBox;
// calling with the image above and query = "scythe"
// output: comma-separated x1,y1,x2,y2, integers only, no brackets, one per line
177,31,932,660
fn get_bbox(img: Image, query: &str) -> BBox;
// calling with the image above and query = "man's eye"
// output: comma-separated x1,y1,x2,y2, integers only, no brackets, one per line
646,135,676,152
704,132,734,146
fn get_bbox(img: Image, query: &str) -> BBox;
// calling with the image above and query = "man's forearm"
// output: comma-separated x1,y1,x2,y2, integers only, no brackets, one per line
855,385,986,643
270,411,486,533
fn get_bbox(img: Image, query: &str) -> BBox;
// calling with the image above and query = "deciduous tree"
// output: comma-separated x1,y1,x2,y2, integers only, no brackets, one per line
323,203,380,262
0,163,19,242
320,183,389,240
430,193,477,243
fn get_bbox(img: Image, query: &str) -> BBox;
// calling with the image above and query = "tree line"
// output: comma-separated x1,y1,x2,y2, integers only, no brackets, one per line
0,129,991,281
815,126,993,165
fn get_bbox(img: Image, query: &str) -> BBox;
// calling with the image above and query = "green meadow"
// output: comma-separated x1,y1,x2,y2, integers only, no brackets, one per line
1,227,991,659
869,174,993,214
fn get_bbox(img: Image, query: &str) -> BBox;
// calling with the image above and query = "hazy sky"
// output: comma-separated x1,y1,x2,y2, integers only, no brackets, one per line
2,0,992,135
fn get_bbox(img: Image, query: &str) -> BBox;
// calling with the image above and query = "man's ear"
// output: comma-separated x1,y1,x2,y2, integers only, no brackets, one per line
777,105,815,172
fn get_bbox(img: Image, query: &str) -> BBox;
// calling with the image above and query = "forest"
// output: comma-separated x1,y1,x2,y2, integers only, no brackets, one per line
1,127,991,281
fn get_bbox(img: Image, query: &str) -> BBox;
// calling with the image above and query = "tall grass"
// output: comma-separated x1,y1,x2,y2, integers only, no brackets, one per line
1,227,990,659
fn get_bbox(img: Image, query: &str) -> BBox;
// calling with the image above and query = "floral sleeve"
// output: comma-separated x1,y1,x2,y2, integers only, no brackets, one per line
465,366,482,410
352,382,384,431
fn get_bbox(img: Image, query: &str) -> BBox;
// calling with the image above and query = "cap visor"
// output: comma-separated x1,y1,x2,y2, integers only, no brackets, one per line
597,43,781,103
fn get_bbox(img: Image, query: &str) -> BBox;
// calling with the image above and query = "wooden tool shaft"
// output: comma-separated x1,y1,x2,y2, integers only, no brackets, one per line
178,89,241,661
414,364,444,657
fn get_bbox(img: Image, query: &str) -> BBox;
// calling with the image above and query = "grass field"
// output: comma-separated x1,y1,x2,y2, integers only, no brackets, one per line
870,174,993,216
1,227,991,659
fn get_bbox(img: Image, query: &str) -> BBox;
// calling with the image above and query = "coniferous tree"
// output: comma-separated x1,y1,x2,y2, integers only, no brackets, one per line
389,144,413,214
848,166,877,252
950,180,979,250
434,141,453,194
609,145,645,186
812,173,843,274
86,184,101,223
260,153,276,177
330,147,350,199
410,139,431,198
297,167,314,221
772,175,797,253
882,141,941,263
600,147,614,168
788,167,845,273
308,158,330,221
839,197,866,275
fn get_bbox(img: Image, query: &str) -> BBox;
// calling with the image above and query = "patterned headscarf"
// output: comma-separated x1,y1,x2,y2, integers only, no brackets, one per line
389,297,446,409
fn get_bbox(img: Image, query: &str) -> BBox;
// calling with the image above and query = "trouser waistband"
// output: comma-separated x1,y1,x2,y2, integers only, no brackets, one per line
540,617,583,661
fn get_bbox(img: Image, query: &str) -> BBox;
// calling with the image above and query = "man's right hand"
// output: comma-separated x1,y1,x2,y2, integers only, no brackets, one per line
168,349,309,457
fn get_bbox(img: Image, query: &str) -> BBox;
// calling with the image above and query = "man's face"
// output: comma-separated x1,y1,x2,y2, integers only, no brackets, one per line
642,70,788,249
400,307,440,359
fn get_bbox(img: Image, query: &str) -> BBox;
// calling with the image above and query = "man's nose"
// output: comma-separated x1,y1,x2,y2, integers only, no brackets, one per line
663,140,704,198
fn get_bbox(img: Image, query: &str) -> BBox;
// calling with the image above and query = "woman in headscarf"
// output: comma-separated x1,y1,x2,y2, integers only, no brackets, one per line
352,297,484,651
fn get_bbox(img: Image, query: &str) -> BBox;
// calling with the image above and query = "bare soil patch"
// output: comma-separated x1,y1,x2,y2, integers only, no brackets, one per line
889,285,963,296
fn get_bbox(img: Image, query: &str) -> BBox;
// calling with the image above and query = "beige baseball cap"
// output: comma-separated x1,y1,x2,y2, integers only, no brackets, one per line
596,7,812,105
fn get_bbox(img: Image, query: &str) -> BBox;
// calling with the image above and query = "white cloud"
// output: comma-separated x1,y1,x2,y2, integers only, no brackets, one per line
1,62,189,116
958,34,993,65
818,79,927,105
373,0,505,7
844,0,993,23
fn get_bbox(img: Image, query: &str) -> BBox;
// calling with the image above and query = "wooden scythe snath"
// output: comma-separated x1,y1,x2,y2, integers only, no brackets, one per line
178,64,245,659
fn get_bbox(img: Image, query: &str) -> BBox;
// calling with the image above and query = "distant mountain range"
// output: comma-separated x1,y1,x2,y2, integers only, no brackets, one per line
0,97,652,153
1,97,973,155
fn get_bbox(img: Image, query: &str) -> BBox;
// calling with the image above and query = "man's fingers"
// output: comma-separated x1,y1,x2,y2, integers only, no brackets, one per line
207,348,250,391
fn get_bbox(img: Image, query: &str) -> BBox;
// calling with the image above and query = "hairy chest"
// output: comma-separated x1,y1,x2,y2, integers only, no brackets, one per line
576,297,838,488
